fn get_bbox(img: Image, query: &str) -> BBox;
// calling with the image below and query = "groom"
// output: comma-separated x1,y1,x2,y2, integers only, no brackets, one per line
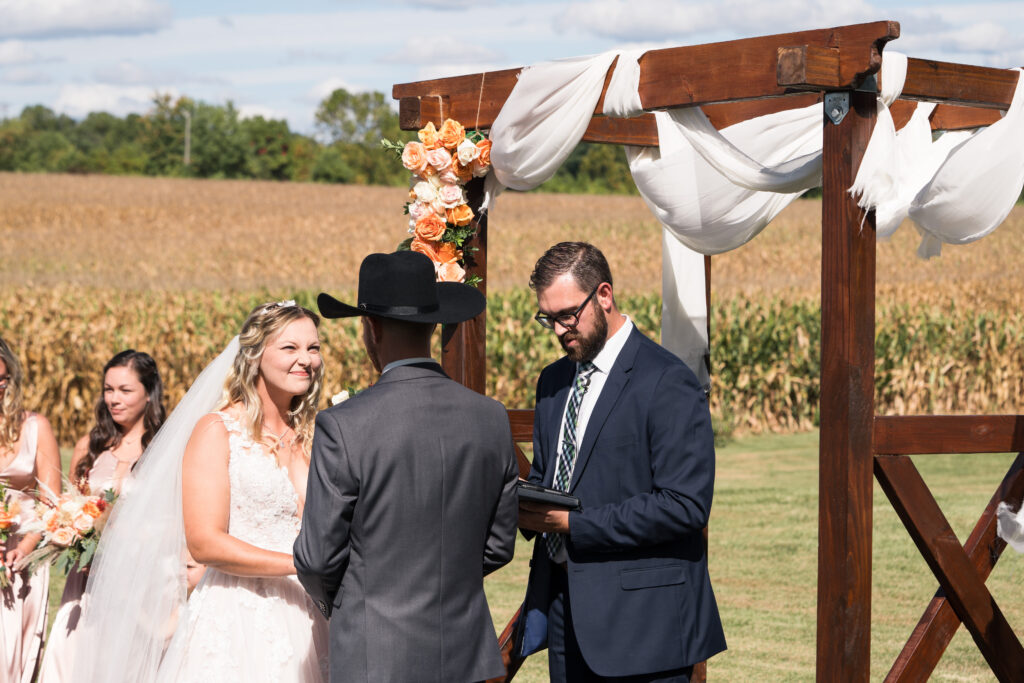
294,250,519,683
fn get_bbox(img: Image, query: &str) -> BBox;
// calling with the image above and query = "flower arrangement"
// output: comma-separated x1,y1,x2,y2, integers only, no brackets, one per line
382,118,491,285
0,482,21,588
16,482,116,576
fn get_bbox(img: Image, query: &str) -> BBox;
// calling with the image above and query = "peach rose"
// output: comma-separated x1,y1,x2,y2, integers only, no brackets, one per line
438,167,459,184
72,512,94,534
0,510,14,530
401,141,429,175
446,204,474,227
51,526,77,547
476,139,491,166
452,161,474,183
438,183,464,209
414,214,447,242
438,119,465,150
418,121,441,149
410,236,440,262
82,500,103,519
426,147,452,172
43,508,59,532
436,260,466,283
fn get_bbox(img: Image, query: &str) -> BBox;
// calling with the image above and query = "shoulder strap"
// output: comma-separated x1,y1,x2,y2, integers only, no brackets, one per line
24,413,39,456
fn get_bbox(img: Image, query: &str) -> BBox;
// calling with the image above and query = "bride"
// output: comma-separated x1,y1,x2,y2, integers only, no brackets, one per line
75,301,329,682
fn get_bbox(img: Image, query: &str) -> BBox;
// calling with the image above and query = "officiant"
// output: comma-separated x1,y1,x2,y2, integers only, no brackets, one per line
517,242,726,682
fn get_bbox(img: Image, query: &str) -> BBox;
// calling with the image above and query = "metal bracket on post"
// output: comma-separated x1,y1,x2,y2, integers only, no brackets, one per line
824,92,850,125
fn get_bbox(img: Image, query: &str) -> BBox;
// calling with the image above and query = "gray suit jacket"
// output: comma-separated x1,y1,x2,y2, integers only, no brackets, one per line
294,362,518,682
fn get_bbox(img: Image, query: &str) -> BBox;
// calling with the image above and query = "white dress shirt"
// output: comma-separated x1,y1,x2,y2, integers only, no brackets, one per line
552,315,633,562
380,357,437,375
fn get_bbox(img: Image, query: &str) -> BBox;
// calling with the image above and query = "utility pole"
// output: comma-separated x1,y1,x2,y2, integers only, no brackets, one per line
183,109,192,166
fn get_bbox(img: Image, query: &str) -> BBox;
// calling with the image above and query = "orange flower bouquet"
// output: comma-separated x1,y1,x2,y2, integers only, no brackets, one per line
381,118,491,285
16,482,116,576
0,481,23,588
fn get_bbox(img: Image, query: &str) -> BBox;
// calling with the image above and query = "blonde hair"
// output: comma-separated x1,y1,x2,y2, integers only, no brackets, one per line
218,302,324,457
0,337,26,453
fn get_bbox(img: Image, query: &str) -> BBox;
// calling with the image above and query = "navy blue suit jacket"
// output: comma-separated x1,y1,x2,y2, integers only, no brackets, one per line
519,327,726,676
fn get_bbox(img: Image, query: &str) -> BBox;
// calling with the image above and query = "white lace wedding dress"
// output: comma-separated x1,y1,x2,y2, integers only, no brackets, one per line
155,412,328,683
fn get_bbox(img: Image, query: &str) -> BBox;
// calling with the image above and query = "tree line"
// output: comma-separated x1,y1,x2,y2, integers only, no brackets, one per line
0,90,638,194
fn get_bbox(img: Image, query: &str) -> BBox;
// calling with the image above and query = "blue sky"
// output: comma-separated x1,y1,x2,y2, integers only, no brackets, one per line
0,0,1021,134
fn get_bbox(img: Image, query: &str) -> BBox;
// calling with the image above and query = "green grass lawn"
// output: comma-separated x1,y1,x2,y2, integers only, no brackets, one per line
483,431,1024,682
48,434,1024,681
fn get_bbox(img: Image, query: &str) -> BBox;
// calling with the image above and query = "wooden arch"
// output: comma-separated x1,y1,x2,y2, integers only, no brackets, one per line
391,21,1023,682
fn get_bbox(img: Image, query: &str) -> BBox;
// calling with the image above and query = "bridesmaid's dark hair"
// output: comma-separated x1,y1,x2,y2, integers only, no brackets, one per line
75,350,166,483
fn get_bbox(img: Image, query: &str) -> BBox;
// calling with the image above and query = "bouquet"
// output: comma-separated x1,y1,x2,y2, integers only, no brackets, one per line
382,118,491,285
0,481,23,588
17,482,116,576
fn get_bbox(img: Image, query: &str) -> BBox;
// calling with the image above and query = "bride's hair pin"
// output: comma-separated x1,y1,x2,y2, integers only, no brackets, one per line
274,299,297,308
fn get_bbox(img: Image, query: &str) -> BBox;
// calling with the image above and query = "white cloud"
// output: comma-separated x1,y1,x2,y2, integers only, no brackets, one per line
54,83,175,118
379,40,502,65
0,40,41,66
0,67,51,84
308,77,364,103
557,0,885,42
94,60,152,85
0,0,171,40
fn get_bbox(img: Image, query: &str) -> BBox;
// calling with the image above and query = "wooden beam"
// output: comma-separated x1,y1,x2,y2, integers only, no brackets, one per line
874,455,1024,680
779,53,1018,110
884,453,1024,682
889,101,1003,131
874,415,1024,455
816,89,877,682
507,409,534,443
900,58,1019,109
394,21,900,130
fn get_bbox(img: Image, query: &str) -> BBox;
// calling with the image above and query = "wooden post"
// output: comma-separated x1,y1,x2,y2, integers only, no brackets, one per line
816,89,877,681
440,175,488,394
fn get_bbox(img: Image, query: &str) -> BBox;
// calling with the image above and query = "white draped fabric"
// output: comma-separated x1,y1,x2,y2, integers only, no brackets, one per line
486,50,1022,386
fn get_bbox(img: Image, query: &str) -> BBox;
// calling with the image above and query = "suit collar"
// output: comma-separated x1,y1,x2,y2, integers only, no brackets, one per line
374,361,448,386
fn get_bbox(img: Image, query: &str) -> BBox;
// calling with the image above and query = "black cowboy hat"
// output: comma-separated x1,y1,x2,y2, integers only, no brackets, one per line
318,251,485,324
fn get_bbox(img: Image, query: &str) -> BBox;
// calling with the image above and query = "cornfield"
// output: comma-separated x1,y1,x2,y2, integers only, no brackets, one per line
1,172,1022,444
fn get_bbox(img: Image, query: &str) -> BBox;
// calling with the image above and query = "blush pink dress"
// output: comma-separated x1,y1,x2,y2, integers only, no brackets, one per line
37,449,125,683
0,414,49,683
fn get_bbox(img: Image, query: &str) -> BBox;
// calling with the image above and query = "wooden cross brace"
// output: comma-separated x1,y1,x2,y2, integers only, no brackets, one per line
874,451,1024,681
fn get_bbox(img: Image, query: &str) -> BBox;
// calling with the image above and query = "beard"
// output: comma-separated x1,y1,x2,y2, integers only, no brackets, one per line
559,305,608,363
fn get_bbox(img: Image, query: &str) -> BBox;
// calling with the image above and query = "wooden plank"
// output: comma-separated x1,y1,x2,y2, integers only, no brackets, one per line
816,89,877,683
507,409,534,443
394,21,899,130
884,453,1024,681
874,455,1024,680
900,58,1019,109
778,53,1017,110
889,101,1002,131
874,415,1024,455
440,176,488,393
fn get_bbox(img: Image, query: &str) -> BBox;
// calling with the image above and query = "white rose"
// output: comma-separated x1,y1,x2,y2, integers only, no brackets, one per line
456,139,480,166
413,181,436,203
331,390,350,406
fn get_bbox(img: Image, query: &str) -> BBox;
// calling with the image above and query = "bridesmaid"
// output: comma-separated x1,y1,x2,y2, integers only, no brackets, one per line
37,350,166,682
0,336,61,683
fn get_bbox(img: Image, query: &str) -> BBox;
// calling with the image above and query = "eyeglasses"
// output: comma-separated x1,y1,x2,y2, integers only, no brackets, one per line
0,376,9,389
534,286,599,330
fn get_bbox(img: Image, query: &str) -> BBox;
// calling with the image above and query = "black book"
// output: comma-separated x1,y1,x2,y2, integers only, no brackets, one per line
517,481,582,511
